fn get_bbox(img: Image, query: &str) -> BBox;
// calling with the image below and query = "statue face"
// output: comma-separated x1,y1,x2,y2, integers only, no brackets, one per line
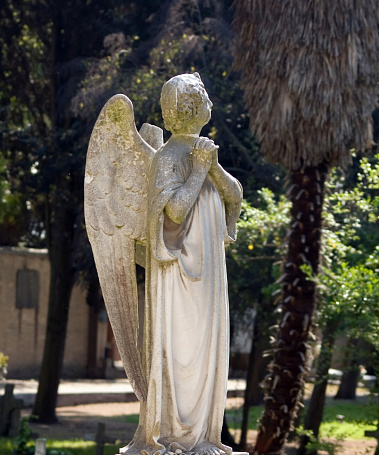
197,92,213,127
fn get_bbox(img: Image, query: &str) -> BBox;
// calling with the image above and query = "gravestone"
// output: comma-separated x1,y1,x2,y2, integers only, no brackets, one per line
0,383,24,436
95,422,115,455
96,422,106,455
34,438,46,455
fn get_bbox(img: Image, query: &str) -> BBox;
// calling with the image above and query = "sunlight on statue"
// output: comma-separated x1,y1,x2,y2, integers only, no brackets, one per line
84,73,243,455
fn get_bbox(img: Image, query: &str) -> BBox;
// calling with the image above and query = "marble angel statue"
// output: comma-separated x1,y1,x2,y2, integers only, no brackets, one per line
84,73,243,455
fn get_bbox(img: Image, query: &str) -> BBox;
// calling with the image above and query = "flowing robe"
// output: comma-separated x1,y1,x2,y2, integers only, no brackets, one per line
125,144,240,455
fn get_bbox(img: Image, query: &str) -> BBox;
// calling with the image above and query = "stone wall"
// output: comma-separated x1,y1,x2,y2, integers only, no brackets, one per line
0,247,89,378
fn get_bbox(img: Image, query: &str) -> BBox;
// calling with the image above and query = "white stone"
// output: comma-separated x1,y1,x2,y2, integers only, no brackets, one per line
34,438,46,455
85,73,243,455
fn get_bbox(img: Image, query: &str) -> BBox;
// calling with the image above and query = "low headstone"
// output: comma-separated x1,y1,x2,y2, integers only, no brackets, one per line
96,422,106,455
0,383,24,436
95,422,115,455
34,438,46,455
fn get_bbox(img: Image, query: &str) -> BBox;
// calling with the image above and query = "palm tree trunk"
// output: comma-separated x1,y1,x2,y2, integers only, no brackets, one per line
254,162,328,454
298,318,339,455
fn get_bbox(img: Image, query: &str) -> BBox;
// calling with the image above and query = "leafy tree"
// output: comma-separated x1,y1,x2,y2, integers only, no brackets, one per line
0,0,163,423
0,156,26,245
233,1,379,452
299,153,379,453
72,0,284,195
227,191,290,319
299,264,379,454
227,192,290,446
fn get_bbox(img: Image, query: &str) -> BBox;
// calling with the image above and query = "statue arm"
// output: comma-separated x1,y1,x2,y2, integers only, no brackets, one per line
209,161,243,204
165,137,215,225
165,165,209,224
209,152,243,242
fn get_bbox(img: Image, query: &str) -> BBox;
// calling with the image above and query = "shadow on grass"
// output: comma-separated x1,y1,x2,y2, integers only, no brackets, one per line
224,401,378,440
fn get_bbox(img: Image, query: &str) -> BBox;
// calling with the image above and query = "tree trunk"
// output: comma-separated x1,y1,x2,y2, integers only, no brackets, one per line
298,318,340,455
335,367,360,399
240,312,270,448
254,163,328,455
32,202,75,423
334,338,361,400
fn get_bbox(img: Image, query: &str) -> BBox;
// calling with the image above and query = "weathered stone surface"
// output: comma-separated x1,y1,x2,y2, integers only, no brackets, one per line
85,73,243,455
35,438,47,455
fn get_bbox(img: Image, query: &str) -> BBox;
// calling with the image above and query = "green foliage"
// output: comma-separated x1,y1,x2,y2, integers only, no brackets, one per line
235,190,290,253
0,353,8,369
13,417,33,455
310,153,379,374
321,402,378,439
72,1,282,195
12,418,77,455
297,400,378,454
317,264,379,332
0,437,13,454
323,153,379,266
44,440,117,455
0,438,118,455
297,426,344,455
226,191,290,324
0,154,28,245
0,156,22,224
225,400,377,439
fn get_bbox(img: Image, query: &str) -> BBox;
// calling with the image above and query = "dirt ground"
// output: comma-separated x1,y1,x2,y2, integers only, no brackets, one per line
22,397,378,455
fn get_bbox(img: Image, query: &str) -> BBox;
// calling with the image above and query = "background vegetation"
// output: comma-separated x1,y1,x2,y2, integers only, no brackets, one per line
1,0,378,454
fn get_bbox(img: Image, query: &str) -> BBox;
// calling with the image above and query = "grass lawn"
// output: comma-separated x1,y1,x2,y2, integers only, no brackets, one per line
225,400,378,440
0,397,377,454
0,438,119,455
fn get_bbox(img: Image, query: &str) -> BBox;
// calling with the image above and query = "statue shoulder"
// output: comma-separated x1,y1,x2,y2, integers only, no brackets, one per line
152,141,192,175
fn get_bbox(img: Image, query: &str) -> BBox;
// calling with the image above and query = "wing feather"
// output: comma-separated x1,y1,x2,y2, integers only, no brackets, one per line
85,94,160,402
92,232,148,401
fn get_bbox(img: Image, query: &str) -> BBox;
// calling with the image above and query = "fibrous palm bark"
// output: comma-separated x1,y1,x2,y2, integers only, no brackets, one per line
233,1,379,453
251,163,327,453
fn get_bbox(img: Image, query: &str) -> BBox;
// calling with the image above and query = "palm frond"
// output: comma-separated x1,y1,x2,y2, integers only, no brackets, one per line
234,0,379,170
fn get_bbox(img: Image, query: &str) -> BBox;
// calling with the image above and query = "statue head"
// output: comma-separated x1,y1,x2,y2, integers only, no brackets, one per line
161,73,212,134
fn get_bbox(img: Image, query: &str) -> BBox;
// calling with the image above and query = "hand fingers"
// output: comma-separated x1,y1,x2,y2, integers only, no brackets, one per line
193,137,210,149
193,137,218,151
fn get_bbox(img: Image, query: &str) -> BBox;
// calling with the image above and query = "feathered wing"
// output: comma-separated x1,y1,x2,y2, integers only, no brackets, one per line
84,95,161,402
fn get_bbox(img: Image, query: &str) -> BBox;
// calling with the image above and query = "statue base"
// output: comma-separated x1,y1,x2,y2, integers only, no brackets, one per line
117,450,249,455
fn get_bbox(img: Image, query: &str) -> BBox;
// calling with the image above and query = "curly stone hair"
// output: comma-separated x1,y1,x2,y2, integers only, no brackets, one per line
161,73,206,134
